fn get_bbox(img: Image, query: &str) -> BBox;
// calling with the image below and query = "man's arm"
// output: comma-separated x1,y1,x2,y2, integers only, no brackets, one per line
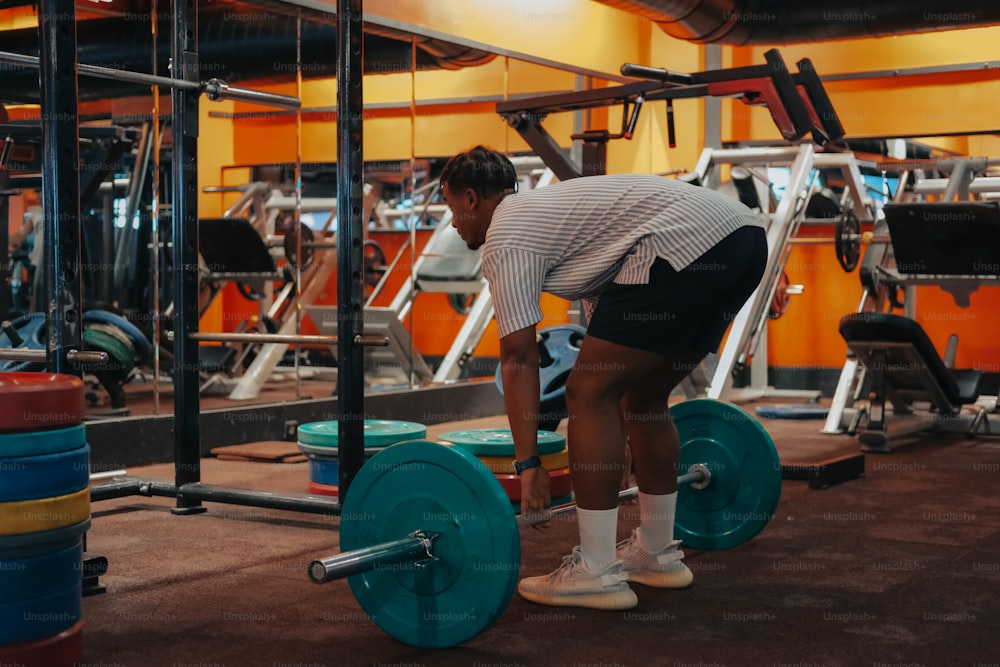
499,325,541,462
499,325,551,514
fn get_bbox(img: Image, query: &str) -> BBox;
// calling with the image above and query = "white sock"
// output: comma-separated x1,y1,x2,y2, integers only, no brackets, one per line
577,507,619,572
637,491,677,551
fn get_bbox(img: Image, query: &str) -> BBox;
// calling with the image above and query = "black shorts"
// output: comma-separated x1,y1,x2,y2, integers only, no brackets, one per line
587,226,768,355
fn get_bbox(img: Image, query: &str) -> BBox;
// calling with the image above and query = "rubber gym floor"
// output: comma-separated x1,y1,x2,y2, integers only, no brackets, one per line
77,404,1000,667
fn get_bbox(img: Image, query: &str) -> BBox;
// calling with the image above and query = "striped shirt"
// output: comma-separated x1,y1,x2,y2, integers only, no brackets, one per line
482,174,764,338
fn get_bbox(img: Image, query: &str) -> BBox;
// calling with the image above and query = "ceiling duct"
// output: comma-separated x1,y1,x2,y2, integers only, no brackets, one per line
0,7,496,104
593,0,1000,44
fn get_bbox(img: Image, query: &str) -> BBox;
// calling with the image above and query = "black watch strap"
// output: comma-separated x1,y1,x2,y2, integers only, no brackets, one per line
513,455,542,475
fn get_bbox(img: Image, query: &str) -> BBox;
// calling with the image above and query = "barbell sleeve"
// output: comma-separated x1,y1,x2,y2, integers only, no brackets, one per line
0,348,108,363
203,79,302,110
309,532,437,584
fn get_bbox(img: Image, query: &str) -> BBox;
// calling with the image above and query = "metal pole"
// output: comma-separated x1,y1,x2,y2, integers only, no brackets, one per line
37,0,83,375
336,0,366,501
171,0,203,515
0,51,301,110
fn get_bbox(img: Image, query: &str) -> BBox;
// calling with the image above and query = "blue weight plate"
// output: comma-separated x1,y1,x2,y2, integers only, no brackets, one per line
0,444,90,502
298,442,388,459
437,429,566,457
671,399,782,551
340,440,520,649
0,582,81,645
297,420,427,448
495,324,585,406
0,425,87,460
0,520,91,561
0,541,82,604
309,458,339,486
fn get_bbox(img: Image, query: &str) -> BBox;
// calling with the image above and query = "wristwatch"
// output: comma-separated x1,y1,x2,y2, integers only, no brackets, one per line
512,455,542,475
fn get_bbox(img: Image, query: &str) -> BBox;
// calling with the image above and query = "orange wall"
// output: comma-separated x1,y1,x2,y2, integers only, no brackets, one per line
200,15,1000,374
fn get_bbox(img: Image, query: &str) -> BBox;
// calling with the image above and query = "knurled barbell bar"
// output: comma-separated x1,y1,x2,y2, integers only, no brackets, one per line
307,399,783,649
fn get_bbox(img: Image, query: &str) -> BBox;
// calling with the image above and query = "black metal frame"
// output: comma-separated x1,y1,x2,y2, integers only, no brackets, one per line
56,0,358,515
496,49,845,179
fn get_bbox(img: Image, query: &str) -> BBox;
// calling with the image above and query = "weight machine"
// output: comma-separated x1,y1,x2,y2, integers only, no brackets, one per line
824,157,1000,448
496,48,875,402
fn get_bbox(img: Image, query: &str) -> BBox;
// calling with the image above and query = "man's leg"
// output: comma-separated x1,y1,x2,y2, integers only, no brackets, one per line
615,355,701,588
516,334,669,610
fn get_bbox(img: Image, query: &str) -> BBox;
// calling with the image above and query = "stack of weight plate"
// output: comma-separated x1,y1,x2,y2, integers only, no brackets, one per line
0,372,91,667
436,429,574,513
298,420,428,497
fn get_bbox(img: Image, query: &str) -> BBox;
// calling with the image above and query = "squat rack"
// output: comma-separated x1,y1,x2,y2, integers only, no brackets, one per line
1,0,370,514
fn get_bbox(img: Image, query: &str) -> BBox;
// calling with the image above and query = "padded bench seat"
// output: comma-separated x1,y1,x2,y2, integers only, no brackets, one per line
838,311,985,451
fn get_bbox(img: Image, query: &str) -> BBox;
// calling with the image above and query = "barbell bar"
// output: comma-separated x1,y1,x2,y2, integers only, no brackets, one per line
307,399,783,648
165,331,389,347
308,467,711,585
0,51,301,110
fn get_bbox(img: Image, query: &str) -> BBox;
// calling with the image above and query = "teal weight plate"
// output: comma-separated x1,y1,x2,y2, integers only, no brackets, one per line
438,429,566,457
671,399,782,551
0,444,90,502
0,425,87,459
0,519,91,561
340,440,520,648
297,420,427,448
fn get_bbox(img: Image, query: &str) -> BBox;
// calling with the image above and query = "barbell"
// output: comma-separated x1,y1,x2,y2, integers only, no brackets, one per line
307,398,782,648
788,210,891,273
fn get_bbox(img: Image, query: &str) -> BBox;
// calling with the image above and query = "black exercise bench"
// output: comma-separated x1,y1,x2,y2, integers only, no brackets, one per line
839,312,988,452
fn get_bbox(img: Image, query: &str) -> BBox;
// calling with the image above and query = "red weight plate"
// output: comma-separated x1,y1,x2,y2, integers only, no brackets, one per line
0,373,84,433
308,480,339,497
495,466,573,501
0,620,83,667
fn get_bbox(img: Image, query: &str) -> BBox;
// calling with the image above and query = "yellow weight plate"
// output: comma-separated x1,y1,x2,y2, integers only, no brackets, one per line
475,448,569,475
0,488,91,536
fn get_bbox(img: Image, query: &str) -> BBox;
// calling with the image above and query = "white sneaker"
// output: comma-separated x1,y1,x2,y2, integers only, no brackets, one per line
617,528,694,588
517,546,638,610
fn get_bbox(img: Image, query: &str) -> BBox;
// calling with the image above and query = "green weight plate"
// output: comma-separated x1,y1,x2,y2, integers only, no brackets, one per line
82,328,132,367
671,399,782,551
437,429,566,456
85,323,136,358
340,440,520,648
297,420,427,448
297,442,385,459
0,425,86,459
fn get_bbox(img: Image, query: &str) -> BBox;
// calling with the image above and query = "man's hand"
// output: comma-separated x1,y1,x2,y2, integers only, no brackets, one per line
520,466,551,527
